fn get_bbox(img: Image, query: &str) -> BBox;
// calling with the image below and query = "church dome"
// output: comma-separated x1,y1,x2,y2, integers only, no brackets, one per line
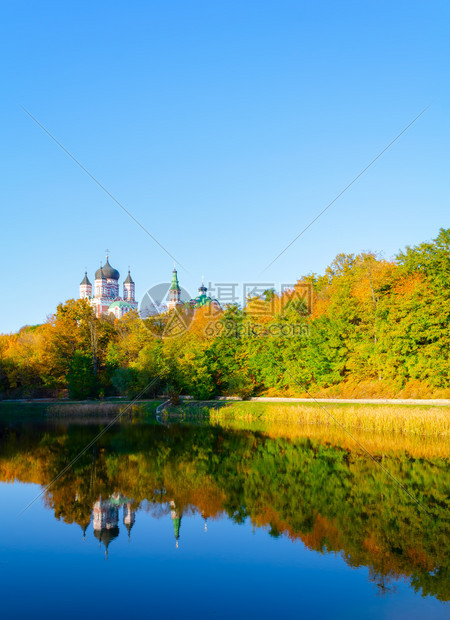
190,294,220,309
124,270,134,284
95,266,106,280
108,301,134,310
189,278,220,309
95,258,120,281
80,272,91,286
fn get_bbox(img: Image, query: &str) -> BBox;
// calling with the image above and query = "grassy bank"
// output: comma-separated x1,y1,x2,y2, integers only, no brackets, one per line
170,401,448,459
208,401,449,436
213,418,449,459
164,400,450,438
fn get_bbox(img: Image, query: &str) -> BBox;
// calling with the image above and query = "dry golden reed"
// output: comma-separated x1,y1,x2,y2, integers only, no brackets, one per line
210,402,450,438
212,418,449,459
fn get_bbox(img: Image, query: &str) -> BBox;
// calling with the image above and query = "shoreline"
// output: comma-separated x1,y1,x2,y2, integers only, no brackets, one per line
1,396,450,406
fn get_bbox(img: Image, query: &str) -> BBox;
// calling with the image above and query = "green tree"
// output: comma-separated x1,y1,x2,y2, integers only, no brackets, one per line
67,350,99,399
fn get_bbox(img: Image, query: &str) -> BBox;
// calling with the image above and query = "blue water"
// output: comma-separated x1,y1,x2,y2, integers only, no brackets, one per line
0,420,448,619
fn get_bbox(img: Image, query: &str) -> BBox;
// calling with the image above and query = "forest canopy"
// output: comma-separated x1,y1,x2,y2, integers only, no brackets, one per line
1,228,449,400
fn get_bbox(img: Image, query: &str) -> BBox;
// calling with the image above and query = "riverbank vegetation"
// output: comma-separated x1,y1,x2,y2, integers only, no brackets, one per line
207,401,450,436
210,417,449,460
1,228,449,401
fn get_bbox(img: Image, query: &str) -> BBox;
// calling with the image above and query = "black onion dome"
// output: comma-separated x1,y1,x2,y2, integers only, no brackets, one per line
95,266,106,280
93,525,119,549
101,258,120,280
124,270,134,284
80,272,91,286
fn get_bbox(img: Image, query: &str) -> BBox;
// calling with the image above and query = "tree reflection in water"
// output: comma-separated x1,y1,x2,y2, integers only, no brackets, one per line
0,420,448,600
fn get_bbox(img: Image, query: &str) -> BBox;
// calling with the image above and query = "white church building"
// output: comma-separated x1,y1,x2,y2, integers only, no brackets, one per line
79,254,138,318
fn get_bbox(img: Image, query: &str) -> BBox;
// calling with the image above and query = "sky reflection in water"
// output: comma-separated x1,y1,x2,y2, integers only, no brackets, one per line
0,419,448,619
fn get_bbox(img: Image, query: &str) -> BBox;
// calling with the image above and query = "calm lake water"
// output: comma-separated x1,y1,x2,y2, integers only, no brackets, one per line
0,416,448,619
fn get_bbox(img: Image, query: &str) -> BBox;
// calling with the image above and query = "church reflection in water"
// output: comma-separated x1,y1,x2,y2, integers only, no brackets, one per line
84,494,197,557
2,421,446,601
91,494,135,556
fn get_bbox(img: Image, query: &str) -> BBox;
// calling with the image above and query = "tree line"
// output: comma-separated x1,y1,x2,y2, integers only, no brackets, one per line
1,228,449,400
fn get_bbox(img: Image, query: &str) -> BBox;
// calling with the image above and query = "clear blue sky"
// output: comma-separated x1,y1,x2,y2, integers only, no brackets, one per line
1,1,449,333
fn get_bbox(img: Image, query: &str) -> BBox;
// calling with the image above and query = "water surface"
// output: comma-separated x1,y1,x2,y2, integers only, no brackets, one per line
0,417,448,618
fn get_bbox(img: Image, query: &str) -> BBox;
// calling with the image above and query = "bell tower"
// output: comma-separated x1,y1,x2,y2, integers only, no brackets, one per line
123,270,135,302
168,267,182,310
79,271,92,299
